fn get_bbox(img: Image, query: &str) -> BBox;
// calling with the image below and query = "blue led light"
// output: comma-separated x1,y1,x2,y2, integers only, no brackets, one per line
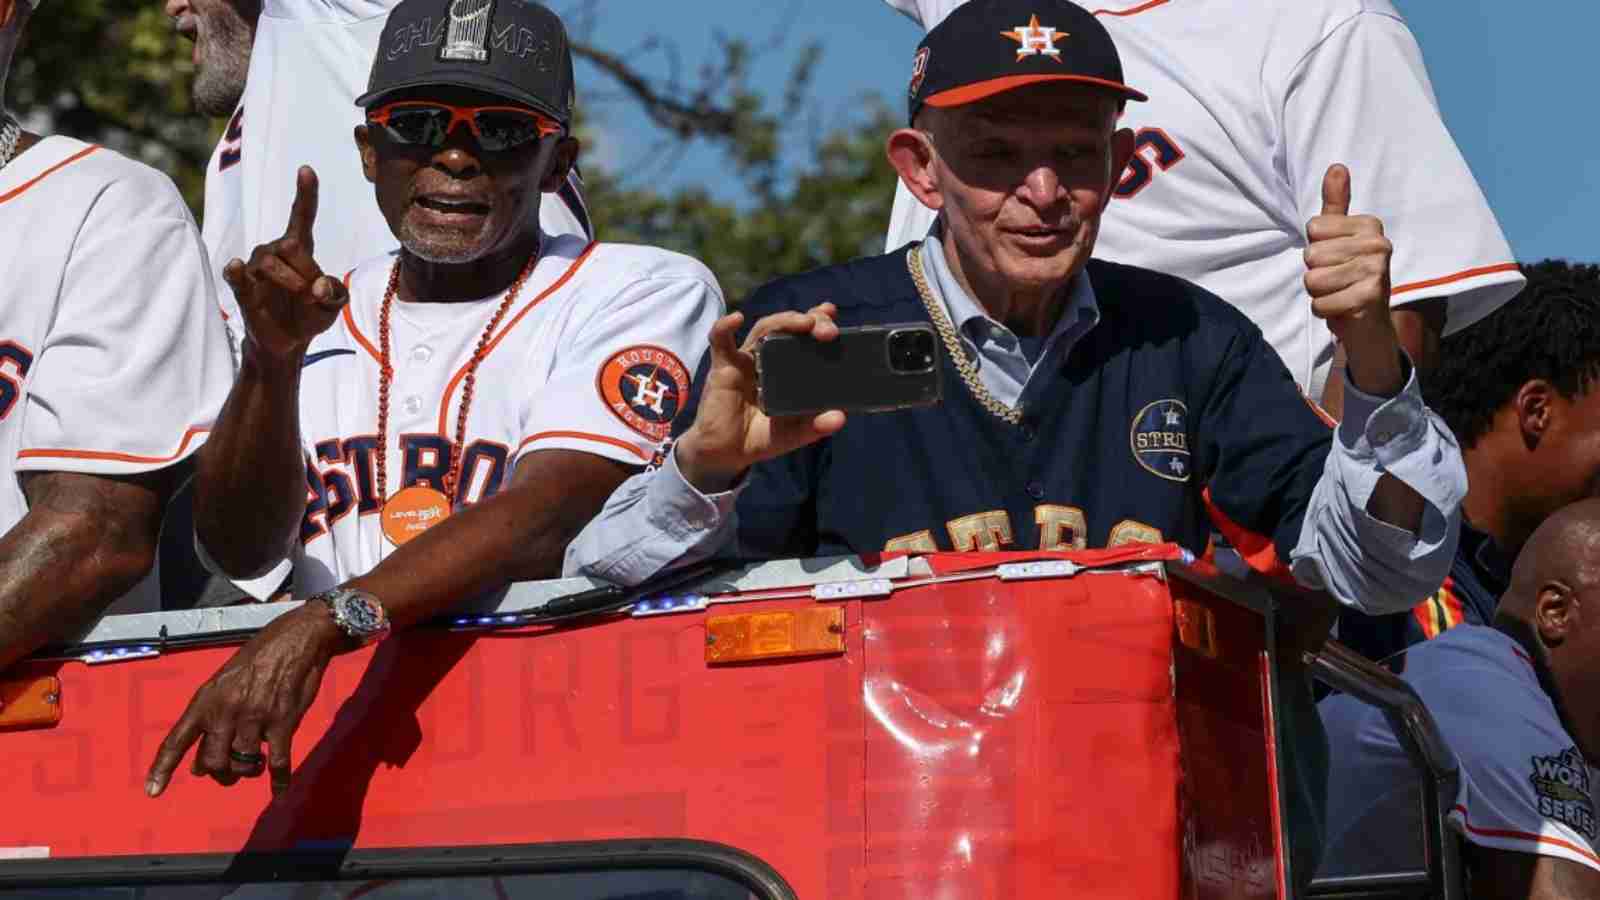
476,616,494,625
498,615,517,624
636,600,653,612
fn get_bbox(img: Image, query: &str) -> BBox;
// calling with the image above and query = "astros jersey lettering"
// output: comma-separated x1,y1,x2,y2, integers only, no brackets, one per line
221,234,723,601
1321,625,1600,878
0,137,234,611
882,0,1524,398
203,0,594,351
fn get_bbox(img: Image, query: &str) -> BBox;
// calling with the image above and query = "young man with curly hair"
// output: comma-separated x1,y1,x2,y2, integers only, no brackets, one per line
1341,260,1600,660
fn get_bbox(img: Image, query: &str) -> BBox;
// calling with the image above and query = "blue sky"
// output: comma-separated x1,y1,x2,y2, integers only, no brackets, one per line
573,0,1594,263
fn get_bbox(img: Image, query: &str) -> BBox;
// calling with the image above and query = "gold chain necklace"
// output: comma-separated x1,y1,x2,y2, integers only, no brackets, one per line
906,246,1023,425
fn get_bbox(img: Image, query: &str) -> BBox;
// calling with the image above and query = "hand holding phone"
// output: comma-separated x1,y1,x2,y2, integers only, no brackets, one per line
673,305,849,494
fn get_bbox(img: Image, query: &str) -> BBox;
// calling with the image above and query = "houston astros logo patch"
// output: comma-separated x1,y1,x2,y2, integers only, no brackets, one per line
1002,15,1067,62
598,345,691,441
1130,399,1190,482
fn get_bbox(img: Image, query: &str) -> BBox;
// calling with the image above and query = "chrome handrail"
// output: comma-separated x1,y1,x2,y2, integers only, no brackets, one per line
1305,640,1464,900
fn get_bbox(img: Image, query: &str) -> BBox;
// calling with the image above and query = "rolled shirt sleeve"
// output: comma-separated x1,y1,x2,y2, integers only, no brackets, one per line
563,443,742,585
1289,359,1465,614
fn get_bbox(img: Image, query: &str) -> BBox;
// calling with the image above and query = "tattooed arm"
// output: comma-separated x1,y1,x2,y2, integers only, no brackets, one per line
0,466,181,674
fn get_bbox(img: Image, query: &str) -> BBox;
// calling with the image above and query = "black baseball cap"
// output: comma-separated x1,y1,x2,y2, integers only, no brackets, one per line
907,0,1147,123
355,0,576,127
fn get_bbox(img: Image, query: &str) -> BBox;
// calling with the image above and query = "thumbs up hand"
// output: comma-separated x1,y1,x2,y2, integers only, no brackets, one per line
224,165,349,363
1304,164,1404,398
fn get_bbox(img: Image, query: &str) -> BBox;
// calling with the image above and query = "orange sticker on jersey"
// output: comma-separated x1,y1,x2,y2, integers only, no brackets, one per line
596,345,691,442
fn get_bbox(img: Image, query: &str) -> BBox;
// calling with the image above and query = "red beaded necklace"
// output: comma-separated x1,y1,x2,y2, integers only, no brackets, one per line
376,252,537,546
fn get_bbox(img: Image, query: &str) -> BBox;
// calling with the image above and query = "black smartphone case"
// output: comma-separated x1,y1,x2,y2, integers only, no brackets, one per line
755,323,943,416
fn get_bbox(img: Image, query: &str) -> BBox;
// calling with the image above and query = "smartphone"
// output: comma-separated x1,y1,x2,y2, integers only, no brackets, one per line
756,322,943,416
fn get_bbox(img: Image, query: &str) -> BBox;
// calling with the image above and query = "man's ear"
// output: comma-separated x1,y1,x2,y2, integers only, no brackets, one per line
1535,580,1576,647
538,136,579,193
354,124,378,183
1102,127,1136,211
1516,380,1555,452
887,127,942,213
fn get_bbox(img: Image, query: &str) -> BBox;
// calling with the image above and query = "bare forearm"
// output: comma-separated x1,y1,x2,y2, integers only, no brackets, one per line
0,474,166,672
1391,298,1446,376
348,452,633,629
1364,472,1426,534
194,345,308,577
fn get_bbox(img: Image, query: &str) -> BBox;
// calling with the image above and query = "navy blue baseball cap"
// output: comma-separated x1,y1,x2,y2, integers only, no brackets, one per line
907,0,1147,123
356,0,576,126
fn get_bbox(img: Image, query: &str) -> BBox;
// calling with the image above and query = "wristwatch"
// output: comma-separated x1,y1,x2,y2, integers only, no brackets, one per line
314,587,391,646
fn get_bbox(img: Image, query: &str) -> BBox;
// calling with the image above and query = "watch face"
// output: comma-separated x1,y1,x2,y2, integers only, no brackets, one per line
340,593,383,635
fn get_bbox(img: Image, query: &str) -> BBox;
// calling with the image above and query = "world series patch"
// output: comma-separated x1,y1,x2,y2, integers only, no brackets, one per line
597,345,691,442
1530,747,1597,839
1130,398,1190,482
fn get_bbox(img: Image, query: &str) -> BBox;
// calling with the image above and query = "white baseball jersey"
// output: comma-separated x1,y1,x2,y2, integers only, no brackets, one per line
215,234,723,602
882,0,1524,399
1320,625,1600,878
203,0,594,349
0,137,234,612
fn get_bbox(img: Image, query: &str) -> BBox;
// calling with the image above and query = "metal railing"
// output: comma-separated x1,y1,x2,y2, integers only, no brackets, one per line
1304,640,1465,900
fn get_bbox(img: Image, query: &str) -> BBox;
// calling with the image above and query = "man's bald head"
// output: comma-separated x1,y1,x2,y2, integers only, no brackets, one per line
1497,498,1600,763
1500,498,1600,621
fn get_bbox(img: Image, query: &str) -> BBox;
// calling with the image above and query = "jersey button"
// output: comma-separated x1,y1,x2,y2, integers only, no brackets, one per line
410,344,433,364
402,395,424,416
1026,481,1045,500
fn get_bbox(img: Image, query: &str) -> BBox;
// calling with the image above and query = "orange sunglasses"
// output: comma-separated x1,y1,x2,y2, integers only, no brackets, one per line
366,101,564,152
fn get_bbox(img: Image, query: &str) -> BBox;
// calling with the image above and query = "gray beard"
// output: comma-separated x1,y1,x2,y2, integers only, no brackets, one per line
191,17,253,118
193,54,248,118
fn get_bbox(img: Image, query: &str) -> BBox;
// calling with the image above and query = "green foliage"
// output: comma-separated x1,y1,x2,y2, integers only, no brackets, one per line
6,8,898,300
584,101,899,303
10,2,217,207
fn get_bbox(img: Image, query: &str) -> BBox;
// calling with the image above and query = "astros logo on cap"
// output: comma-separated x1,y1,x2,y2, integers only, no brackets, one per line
1002,14,1067,62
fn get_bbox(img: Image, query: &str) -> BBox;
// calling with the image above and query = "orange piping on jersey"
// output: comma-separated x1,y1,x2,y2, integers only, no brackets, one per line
1411,578,1462,640
516,430,648,461
1201,486,1296,583
435,242,600,434
1441,584,1465,629
19,425,210,465
1393,262,1521,297
341,271,383,364
0,145,100,204
1452,804,1600,866
1411,594,1442,640
1092,0,1172,16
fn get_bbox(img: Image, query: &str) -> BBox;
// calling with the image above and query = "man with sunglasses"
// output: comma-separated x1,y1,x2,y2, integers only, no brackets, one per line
164,0,594,361
145,0,722,797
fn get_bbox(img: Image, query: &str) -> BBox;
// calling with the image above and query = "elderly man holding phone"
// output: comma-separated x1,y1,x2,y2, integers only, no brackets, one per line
566,0,1461,612
567,1,1469,876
